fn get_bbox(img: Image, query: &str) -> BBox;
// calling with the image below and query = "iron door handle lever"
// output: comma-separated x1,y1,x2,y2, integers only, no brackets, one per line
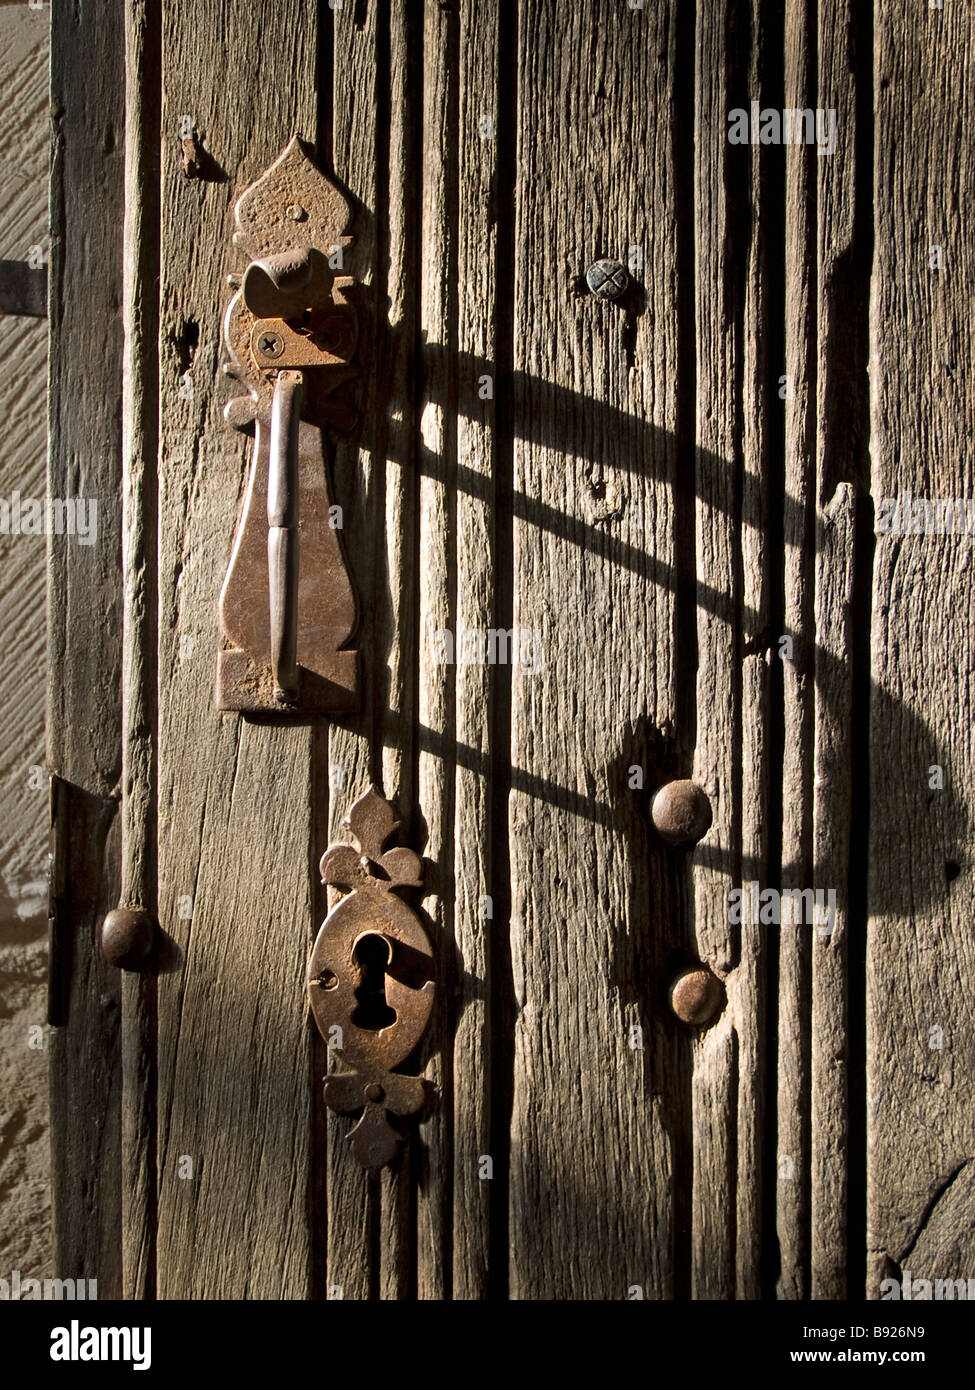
266,369,303,701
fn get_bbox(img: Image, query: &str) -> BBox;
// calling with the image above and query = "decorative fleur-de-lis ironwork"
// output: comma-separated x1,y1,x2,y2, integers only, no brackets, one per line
307,787,435,1170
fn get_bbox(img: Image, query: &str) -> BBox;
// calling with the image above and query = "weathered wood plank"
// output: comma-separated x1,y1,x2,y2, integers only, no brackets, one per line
867,0,975,1300
326,0,383,1302
691,0,745,1301
811,480,855,1297
450,0,502,1301
119,0,162,1303
509,0,680,1300
416,0,456,1302
155,0,320,1299
328,0,422,1300
811,0,867,1300
378,1,421,1301
734,0,773,1301
777,0,816,1302
47,0,125,1298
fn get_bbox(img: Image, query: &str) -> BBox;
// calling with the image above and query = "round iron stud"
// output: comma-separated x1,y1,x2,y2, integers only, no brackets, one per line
651,779,713,848
101,907,155,971
669,967,723,1027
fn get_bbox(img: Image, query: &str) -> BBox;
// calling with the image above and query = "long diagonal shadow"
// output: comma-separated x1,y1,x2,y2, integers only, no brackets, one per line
321,317,966,924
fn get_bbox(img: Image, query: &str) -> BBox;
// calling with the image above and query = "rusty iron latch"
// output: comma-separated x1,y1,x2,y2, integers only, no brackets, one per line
218,136,360,713
308,788,435,1170
218,145,435,1172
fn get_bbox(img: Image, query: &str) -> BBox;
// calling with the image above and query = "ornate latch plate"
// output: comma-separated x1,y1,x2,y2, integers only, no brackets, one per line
218,136,359,713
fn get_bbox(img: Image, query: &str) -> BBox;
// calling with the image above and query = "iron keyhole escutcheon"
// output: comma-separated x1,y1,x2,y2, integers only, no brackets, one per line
351,932,397,1031
307,787,435,1169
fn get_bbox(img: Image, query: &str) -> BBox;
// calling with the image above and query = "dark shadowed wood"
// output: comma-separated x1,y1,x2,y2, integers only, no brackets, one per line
0,260,46,317
47,0,125,1300
811,0,870,1300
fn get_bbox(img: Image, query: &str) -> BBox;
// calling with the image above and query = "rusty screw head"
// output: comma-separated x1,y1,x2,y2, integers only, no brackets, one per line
364,1083,385,1103
669,966,723,1027
285,203,306,221
586,257,629,301
651,779,713,848
101,907,155,971
315,969,339,991
257,330,284,359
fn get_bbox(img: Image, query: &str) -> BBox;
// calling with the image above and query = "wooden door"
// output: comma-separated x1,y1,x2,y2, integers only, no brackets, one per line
49,0,975,1301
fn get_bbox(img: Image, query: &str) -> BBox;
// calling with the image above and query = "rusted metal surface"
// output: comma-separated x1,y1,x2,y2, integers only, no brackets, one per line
101,907,155,972
669,966,724,1028
266,370,303,700
650,779,713,848
216,137,360,713
308,788,434,1170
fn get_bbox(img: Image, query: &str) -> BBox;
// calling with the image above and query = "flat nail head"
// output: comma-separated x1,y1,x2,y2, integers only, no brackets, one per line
670,967,723,1027
586,257,629,301
651,779,713,847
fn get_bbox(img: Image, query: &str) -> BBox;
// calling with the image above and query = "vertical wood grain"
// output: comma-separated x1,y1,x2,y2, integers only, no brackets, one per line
734,0,772,1300
48,0,125,1299
450,0,502,1301
811,0,869,1300
329,0,422,1300
120,0,161,1302
50,0,975,1304
691,0,746,1300
777,0,816,1302
416,0,456,1301
155,0,320,1299
326,0,381,1302
868,0,975,1299
378,2,421,1302
509,0,681,1300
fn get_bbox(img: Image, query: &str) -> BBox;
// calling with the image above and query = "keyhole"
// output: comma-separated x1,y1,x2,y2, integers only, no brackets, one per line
351,932,397,1031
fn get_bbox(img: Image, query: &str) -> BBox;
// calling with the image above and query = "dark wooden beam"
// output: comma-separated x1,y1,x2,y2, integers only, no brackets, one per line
48,0,125,1299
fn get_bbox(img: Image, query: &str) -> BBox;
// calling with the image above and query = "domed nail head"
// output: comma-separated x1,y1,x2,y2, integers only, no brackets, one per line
651,779,713,848
101,907,156,971
669,967,723,1027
